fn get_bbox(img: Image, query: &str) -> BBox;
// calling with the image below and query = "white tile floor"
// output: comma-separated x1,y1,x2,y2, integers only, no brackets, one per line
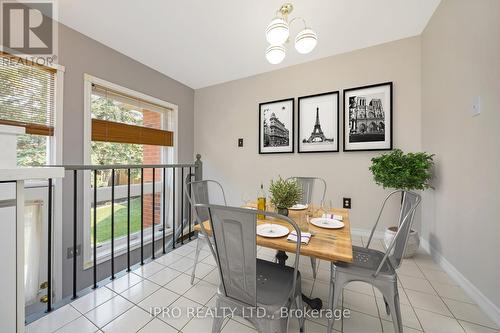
26,237,500,333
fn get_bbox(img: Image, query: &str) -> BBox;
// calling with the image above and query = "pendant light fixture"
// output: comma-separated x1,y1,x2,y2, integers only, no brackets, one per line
265,3,317,64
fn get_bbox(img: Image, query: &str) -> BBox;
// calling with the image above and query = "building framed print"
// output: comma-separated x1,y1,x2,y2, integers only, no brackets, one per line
259,98,294,154
298,91,339,153
343,82,393,152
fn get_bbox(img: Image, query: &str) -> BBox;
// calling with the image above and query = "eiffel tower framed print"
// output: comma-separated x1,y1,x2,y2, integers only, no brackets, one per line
298,91,339,153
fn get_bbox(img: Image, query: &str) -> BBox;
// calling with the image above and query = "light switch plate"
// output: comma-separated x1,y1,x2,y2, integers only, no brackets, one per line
472,96,481,116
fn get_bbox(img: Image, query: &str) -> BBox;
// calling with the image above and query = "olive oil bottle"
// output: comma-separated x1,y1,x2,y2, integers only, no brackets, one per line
257,183,266,220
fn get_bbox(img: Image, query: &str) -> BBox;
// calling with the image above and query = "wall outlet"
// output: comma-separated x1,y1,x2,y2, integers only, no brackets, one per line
343,198,352,209
238,138,244,147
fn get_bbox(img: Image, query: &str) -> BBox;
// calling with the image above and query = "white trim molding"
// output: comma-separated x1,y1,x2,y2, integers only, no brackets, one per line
420,237,500,328
81,74,179,268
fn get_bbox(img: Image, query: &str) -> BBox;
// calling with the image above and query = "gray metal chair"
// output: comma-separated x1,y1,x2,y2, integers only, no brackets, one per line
286,176,327,279
326,190,421,333
185,180,227,284
196,204,305,333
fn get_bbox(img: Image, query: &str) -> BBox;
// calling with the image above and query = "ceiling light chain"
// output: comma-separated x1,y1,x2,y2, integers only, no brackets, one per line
265,3,317,64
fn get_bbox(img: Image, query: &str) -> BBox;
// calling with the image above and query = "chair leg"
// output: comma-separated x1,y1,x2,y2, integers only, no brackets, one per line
327,268,344,333
190,238,203,284
212,298,225,333
295,294,305,333
310,257,317,279
387,290,403,333
383,297,390,315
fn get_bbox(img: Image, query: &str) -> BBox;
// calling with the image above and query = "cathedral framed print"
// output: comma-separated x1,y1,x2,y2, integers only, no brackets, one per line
259,98,294,154
343,82,393,152
298,91,339,153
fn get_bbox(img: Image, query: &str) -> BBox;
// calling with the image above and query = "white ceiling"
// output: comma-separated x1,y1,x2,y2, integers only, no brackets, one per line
58,0,440,89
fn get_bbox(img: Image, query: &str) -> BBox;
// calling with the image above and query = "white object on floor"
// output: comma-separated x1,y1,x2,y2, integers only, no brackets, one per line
310,217,344,229
256,223,289,238
384,226,419,258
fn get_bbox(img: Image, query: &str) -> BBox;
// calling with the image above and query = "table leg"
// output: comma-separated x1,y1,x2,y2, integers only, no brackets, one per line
275,250,323,310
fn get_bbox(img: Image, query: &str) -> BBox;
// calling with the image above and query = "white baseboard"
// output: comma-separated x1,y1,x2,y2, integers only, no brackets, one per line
420,237,500,328
351,227,385,239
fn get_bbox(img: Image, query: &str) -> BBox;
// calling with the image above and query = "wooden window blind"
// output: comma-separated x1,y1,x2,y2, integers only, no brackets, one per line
0,53,56,136
91,84,173,147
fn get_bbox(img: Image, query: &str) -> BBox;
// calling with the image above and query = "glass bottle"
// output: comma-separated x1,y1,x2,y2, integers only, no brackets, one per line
257,183,266,220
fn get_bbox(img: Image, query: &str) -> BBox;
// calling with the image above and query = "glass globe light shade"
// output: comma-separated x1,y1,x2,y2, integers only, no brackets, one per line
295,28,317,54
266,17,289,45
265,44,286,64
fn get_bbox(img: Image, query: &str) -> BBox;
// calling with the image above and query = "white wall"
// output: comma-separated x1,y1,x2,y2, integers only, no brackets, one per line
194,36,422,231
421,0,500,315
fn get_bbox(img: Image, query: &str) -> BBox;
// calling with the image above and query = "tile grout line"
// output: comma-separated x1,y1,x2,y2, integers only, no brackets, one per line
413,257,500,332
412,255,467,332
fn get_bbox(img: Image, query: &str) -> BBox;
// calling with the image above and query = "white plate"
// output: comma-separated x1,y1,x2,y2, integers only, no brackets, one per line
310,218,345,229
289,204,308,210
256,224,290,238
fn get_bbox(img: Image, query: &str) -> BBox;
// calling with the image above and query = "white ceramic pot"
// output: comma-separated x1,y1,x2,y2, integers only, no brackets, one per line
383,226,420,258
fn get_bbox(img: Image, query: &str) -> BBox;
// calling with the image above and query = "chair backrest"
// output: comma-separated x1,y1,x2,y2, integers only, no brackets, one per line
287,177,327,205
197,204,301,307
186,180,227,223
369,190,421,275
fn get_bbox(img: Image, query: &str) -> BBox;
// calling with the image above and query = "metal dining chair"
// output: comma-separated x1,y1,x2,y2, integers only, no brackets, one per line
185,180,227,284
196,204,305,333
286,176,327,279
326,190,421,333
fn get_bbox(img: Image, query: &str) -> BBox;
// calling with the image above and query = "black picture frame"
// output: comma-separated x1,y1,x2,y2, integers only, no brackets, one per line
343,82,393,152
297,91,339,153
259,98,294,154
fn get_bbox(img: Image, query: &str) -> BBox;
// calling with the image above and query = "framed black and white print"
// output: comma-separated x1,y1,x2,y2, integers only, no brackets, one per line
298,91,339,153
343,82,393,151
259,98,294,154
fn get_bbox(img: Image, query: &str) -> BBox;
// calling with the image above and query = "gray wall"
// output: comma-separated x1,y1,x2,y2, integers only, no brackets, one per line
421,0,500,311
57,23,194,296
194,36,422,232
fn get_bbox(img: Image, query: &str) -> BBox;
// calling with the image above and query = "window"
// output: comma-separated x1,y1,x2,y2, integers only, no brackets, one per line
83,75,177,266
0,54,56,166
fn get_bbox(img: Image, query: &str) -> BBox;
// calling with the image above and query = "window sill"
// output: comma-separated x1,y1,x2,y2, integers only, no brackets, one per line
83,227,174,269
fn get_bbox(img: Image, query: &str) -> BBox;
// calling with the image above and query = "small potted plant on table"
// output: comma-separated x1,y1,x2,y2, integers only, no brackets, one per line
268,176,302,217
369,149,434,257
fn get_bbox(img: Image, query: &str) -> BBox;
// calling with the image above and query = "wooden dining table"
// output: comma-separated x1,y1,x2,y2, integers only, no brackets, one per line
193,204,353,309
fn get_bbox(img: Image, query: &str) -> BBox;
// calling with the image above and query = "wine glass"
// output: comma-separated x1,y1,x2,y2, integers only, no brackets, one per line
322,199,333,218
241,192,252,208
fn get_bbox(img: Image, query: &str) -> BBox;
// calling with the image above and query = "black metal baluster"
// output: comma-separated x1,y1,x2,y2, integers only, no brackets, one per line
152,168,156,259
162,168,166,254
72,170,78,299
93,170,98,289
180,167,184,245
46,178,53,312
127,168,131,271
172,168,176,249
111,169,115,279
141,168,144,264
189,167,193,241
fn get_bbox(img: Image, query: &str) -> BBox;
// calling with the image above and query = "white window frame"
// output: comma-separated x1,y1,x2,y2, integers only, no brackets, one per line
82,74,178,268
19,62,65,304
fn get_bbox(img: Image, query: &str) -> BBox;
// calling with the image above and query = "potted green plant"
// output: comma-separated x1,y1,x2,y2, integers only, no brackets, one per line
369,149,434,257
269,176,302,216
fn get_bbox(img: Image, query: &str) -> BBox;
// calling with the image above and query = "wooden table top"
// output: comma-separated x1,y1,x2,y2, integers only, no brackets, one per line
193,205,353,263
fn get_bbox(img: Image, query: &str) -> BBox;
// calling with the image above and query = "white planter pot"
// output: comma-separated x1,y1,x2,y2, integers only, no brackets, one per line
383,226,420,258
